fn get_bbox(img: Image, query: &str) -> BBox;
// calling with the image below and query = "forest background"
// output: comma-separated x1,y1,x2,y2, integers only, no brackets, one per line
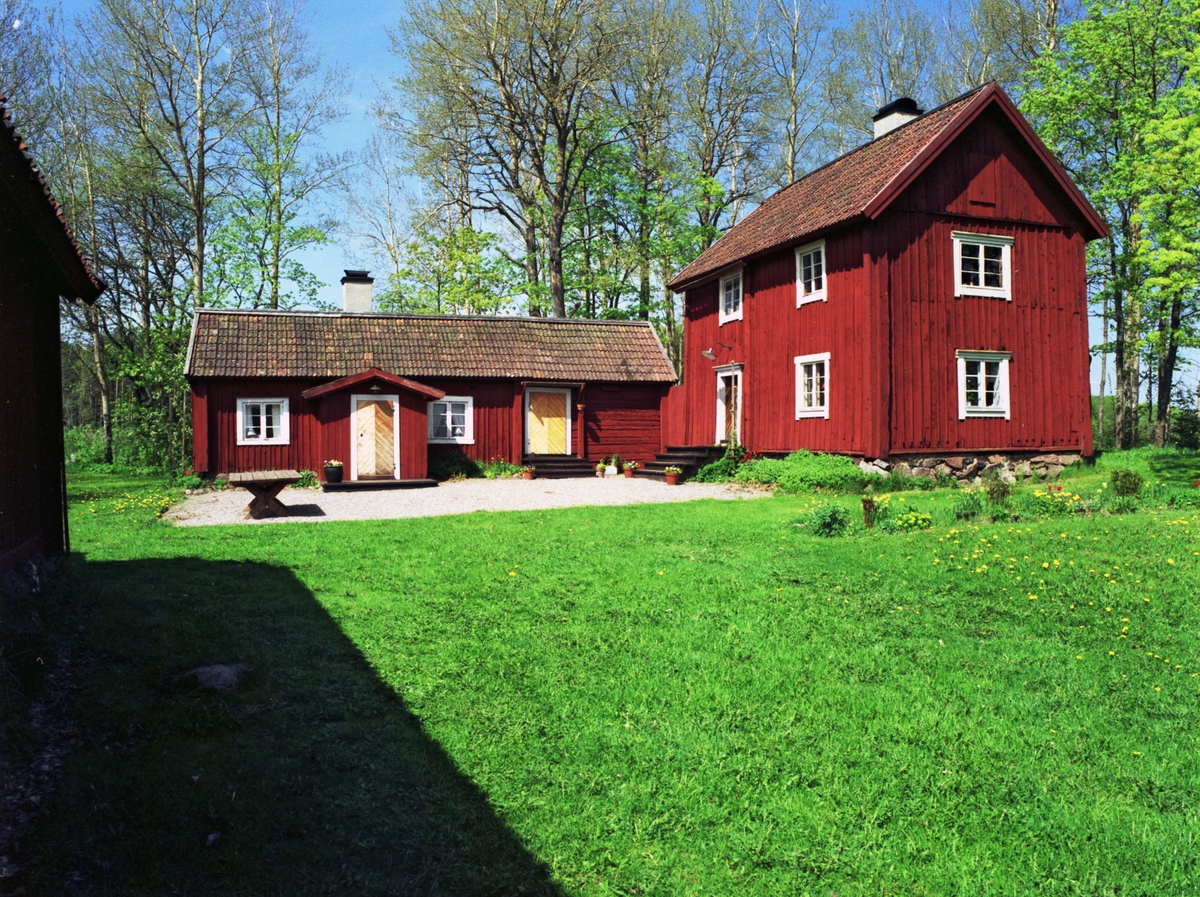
1,0,1198,472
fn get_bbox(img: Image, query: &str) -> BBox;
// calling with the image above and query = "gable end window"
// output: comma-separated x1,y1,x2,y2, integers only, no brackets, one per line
953,231,1013,300
795,240,827,306
794,352,830,419
956,351,1011,419
718,270,743,325
428,396,475,444
237,398,290,445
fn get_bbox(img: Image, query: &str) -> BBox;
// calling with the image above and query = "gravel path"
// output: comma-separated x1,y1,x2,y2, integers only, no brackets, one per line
168,476,765,526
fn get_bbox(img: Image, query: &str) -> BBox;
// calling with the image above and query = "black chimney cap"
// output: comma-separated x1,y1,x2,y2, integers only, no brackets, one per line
872,97,923,121
341,269,374,284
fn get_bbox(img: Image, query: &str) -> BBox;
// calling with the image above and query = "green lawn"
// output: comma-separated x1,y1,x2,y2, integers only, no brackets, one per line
19,456,1200,895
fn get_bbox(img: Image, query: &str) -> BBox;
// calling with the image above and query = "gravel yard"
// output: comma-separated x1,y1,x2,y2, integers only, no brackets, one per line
169,476,764,526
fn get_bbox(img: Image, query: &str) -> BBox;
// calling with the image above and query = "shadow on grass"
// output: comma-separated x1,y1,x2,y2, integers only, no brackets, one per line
1145,452,1200,484
24,556,561,896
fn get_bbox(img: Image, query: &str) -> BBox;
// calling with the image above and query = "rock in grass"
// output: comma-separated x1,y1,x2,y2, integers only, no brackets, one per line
174,663,251,693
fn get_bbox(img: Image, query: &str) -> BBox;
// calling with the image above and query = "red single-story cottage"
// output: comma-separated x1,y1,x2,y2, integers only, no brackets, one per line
185,279,678,483
0,97,104,571
663,82,1107,473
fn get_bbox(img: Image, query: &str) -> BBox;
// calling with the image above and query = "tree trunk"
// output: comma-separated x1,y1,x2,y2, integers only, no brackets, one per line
1098,292,1108,447
1153,295,1183,447
523,221,541,316
547,212,567,318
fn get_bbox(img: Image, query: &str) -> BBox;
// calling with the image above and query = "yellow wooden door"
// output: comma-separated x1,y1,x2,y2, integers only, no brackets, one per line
356,400,396,477
528,391,568,454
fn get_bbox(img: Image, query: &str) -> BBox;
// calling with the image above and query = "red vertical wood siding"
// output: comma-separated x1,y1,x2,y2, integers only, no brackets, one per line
583,385,665,463
396,393,428,478
885,108,1093,455
0,225,68,566
670,107,1095,459
199,379,325,475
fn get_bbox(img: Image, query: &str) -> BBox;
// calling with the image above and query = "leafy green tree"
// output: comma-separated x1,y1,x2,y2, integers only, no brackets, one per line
1022,0,1195,448
379,225,517,316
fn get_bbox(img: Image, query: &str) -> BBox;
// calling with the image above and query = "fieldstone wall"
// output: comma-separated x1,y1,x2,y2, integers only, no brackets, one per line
859,453,1082,484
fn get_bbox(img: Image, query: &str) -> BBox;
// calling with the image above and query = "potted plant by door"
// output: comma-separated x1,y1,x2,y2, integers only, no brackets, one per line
324,460,344,484
521,465,536,480
664,465,682,486
623,461,639,478
595,462,606,478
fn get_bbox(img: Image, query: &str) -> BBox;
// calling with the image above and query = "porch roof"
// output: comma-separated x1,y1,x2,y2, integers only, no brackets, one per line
301,368,445,401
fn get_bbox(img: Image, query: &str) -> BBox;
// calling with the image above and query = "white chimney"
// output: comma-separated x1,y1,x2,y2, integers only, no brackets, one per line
873,97,923,139
341,269,374,313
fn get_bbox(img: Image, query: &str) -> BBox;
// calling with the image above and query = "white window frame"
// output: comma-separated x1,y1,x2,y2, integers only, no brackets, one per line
953,231,1013,301
427,395,475,444
350,394,401,481
956,350,1011,420
236,397,290,446
717,268,744,325
714,364,743,443
794,352,831,419
795,239,827,306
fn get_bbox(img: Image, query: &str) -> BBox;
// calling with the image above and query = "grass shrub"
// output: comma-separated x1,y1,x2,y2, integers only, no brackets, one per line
891,509,934,530
1112,467,1145,496
296,470,319,489
951,489,983,520
428,449,483,481
63,425,109,464
737,450,866,493
481,458,522,479
806,503,852,536
694,441,744,482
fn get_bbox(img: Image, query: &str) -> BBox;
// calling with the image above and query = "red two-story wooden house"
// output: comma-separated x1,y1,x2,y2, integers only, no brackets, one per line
665,82,1107,477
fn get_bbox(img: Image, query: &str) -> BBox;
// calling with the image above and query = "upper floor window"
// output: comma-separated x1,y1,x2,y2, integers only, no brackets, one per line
794,352,830,419
428,396,475,444
718,269,743,325
795,240,826,306
956,350,1011,419
237,398,289,445
953,231,1013,300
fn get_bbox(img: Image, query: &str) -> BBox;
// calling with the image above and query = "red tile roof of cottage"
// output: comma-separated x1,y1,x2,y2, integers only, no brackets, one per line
668,83,1106,291
186,309,678,383
0,96,105,300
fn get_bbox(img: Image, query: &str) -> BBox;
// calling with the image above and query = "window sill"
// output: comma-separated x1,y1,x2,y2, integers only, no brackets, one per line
797,293,826,307
236,439,291,446
717,311,743,326
956,289,1011,301
962,410,1008,419
796,409,829,419
428,438,476,445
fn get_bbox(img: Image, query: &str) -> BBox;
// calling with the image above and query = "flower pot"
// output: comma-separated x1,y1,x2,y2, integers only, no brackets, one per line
665,473,680,486
623,468,634,478
324,466,344,484
596,470,605,478
522,470,535,480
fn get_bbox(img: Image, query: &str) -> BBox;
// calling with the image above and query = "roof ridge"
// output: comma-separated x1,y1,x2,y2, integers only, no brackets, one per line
0,96,105,297
194,307,658,326
712,83,991,242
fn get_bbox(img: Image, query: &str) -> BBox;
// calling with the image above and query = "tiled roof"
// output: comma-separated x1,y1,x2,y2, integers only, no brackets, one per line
186,309,678,383
669,86,987,290
0,96,104,299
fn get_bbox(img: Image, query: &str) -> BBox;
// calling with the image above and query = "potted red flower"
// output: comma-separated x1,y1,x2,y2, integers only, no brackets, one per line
521,465,536,480
664,465,682,486
324,460,344,483
623,461,639,478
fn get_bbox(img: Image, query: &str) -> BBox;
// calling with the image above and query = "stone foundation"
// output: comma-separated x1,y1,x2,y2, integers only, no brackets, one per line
859,452,1082,484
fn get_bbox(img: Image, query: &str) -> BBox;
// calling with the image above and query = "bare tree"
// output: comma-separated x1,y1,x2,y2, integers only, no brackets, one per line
762,0,831,186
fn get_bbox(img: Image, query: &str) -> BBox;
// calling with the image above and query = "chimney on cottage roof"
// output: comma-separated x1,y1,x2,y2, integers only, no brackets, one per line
341,269,374,313
872,97,923,139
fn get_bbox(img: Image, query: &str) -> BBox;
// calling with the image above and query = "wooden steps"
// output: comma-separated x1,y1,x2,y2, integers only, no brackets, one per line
321,478,437,491
635,445,726,481
522,454,597,479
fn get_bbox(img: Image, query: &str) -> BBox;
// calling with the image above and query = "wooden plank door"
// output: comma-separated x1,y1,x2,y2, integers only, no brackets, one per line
528,391,568,454
356,399,396,478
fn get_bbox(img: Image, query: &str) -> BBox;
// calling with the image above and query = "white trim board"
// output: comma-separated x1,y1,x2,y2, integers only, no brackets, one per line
714,366,743,443
349,393,401,480
794,352,831,419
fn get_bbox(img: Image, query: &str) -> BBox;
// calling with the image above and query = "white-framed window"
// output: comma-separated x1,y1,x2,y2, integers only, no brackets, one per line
953,231,1013,300
794,352,830,419
795,239,827,306
428,395,475,444
236,398,290,445
956,350,1011,419
718,269,743,325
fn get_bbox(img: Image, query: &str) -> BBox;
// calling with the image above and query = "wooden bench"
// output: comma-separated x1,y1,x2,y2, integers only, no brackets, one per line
226,470,303,520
